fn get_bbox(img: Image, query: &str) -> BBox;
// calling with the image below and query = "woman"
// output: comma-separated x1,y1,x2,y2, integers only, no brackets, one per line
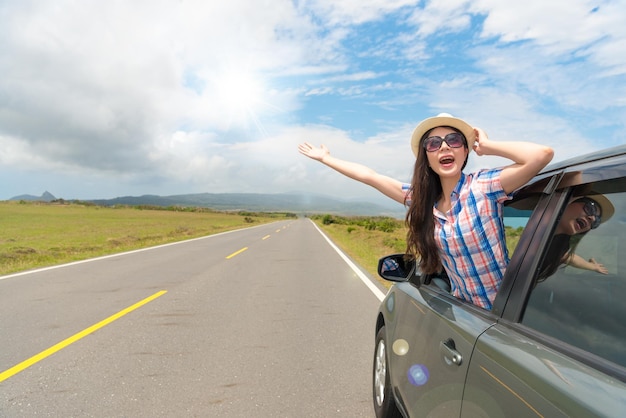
538,195,614,281
298,113,554,309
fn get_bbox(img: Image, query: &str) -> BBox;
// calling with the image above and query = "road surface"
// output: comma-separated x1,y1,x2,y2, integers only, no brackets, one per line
0,218,387,417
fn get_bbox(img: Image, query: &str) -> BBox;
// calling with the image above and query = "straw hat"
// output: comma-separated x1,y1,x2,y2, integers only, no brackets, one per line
410,113,476,158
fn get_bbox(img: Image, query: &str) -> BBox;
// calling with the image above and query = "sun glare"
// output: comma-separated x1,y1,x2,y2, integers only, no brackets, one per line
213,71,267,131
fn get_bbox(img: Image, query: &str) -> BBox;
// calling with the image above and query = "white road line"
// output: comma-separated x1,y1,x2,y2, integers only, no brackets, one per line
310,220,386,302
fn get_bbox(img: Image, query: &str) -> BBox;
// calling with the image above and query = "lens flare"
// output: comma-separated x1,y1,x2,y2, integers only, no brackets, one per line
392,339,409,356
408,364,429,386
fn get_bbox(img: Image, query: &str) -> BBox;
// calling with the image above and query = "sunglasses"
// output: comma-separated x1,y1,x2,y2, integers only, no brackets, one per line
422,132,466,152
577,197,602,229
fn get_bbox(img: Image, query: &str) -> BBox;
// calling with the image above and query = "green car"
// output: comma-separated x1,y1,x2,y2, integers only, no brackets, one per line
373,145,626,417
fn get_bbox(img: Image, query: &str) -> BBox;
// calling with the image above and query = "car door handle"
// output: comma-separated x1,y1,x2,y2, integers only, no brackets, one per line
440,338,463,366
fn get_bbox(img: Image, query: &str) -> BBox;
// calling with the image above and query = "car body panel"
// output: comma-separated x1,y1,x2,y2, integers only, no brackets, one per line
464,325,626,417
381,283,496,417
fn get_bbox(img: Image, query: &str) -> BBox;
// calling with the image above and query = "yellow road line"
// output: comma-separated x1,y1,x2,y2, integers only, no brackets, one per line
226,247,248,259
0,290,167,383
262,235,271,240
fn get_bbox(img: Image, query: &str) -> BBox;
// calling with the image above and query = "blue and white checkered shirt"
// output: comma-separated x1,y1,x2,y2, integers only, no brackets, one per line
404,168,511,309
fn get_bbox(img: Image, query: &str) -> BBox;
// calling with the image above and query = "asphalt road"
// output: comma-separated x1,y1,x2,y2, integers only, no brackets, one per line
0,218,387,417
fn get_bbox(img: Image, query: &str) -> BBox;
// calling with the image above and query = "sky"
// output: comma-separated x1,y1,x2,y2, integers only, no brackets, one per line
1,0,625,205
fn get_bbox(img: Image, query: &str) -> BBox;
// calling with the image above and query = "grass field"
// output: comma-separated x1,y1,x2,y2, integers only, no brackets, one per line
0,201,291,276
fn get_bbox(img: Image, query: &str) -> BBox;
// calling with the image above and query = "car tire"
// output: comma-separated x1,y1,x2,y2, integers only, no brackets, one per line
373,326,402,418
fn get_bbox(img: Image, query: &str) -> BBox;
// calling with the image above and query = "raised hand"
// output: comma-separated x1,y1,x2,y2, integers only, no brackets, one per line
298,142,330,162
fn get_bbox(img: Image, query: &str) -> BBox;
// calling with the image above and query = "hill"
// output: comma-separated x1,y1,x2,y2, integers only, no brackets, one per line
86,192,405,217
9,191,57,202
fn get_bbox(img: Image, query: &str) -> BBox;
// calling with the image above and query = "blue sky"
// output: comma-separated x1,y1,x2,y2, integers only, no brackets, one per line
0,0,624,205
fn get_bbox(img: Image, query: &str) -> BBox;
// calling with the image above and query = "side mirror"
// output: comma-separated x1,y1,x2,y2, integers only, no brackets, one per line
377,254,417,282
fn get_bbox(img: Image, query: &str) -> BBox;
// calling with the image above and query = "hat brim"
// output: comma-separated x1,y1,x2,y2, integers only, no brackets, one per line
411,114,476,157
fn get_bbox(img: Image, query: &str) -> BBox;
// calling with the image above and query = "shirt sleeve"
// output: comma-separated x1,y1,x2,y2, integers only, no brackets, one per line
475,168,512,204
402,183,412,205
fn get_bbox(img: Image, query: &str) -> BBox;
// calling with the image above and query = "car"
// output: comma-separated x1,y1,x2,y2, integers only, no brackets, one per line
372,144,626,417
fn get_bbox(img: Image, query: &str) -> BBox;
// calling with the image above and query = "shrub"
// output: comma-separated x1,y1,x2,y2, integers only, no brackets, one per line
377,218,398,233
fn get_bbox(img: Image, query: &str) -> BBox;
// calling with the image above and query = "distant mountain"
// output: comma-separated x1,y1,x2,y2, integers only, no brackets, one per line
87,192,405,218
7,191,533,220
9,191,56,202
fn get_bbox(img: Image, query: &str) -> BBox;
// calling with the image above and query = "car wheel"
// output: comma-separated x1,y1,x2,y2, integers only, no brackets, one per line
373,326,402,418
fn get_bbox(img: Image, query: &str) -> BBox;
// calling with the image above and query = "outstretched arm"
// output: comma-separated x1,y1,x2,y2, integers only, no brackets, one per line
567,254,609,274
472,128,554,194
298,142,406,204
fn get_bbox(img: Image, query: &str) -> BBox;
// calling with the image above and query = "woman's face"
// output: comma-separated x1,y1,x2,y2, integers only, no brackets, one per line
424,127,468,179
557,200,600,235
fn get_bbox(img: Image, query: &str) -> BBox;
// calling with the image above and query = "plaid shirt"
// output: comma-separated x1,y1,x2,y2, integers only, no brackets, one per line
404,168,511,309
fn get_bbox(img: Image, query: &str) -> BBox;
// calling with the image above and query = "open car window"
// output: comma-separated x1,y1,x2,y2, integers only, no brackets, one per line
503,196,537,258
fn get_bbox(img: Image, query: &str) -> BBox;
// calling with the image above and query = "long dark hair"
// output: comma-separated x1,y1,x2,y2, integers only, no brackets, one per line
404,126,468,274
537,232,585,282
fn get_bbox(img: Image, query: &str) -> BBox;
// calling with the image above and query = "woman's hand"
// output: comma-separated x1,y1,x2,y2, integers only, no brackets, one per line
472,127,489,156
298,142,329,162
589,258,609,274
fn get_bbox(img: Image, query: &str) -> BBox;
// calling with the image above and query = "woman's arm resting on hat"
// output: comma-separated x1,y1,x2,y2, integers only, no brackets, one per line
298,142,406,204
472,128,554,194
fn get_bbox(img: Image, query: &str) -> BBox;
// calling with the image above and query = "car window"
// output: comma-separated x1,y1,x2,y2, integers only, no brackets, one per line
503,197,536,257
521,181,626,368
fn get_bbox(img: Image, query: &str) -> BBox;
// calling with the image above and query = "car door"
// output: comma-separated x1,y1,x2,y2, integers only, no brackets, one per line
384,281,496,417
462,167,626,416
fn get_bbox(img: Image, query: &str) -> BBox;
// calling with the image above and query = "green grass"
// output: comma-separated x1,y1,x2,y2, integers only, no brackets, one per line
311,215,406,288
0,201,290,276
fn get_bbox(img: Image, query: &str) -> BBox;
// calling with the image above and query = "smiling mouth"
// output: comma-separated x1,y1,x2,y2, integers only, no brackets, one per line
439,156,455,165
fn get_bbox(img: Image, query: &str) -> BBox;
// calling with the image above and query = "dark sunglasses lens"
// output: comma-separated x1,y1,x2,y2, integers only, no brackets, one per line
423,133,465,152
424,137,442,152
583,200,602,229
445,133,464,148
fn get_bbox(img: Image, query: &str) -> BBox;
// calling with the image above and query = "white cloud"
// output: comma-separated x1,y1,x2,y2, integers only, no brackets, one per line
408,0,473,37
474,0,626,74
305,0,419,25
0,0,625,202
0,0,324,173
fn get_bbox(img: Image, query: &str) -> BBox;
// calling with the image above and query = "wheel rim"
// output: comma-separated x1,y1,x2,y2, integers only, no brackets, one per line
374,338,387,407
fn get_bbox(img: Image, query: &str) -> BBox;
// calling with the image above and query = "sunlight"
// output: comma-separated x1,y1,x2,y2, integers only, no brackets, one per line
217,72,261,111
213,70,267,133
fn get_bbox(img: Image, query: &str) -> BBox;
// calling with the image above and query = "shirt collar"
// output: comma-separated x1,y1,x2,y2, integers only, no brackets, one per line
451,172,467,198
